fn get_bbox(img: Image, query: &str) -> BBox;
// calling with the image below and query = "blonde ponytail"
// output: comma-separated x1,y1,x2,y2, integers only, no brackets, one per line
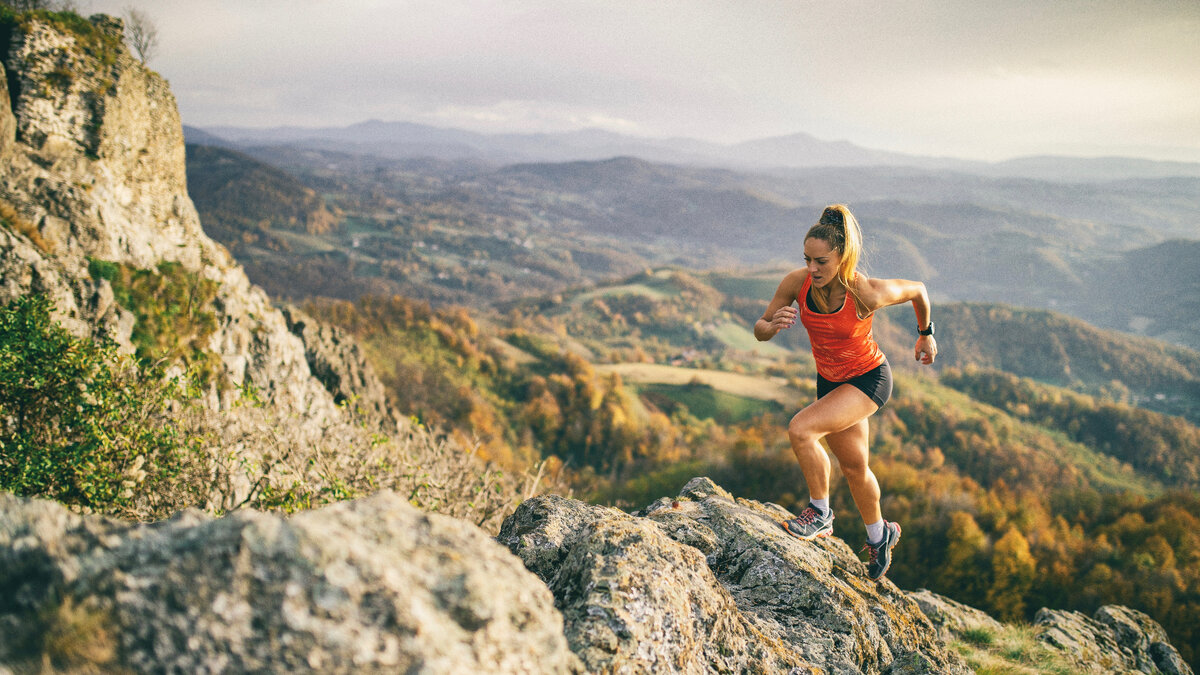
805,204,867,314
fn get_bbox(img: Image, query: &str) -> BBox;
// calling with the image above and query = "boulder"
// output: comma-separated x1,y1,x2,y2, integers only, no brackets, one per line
1035,605,1192,675
501,477,971,674
907,588,1003,642
0,491,579,674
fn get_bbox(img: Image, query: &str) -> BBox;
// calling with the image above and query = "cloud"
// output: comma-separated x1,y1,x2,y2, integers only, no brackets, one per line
84,0,1200,161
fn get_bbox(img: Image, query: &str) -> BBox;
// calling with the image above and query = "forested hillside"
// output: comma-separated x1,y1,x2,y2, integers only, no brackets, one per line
299,269,1200,665
185,144,340,254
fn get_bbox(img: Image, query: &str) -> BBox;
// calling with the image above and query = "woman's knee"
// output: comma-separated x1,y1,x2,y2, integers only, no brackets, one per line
787,415,822,446
838,461,869,482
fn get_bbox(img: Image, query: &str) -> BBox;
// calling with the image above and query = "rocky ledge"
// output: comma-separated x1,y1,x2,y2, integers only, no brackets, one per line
500,477,969,674
2,478,1192,674
0,490,577,674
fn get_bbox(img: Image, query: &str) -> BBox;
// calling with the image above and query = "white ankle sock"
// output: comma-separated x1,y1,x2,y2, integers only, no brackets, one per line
810,498,830,517
866,519,886,545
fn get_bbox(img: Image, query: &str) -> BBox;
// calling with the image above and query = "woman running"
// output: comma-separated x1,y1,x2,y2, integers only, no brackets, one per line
754,204,937,580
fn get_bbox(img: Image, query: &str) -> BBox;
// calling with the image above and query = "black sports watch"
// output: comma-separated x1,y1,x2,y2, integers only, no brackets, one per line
918,321,935,336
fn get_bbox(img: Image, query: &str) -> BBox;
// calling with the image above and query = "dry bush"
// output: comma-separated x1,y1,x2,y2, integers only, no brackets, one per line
0,200,53,253
2,292,563,532
122,391,569,533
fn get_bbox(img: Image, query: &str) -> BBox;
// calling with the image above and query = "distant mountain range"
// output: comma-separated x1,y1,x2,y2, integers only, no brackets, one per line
185,120,1200,183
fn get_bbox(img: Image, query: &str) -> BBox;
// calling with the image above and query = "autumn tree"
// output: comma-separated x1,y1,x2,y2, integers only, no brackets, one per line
987,527,1037,621
935,511,989,606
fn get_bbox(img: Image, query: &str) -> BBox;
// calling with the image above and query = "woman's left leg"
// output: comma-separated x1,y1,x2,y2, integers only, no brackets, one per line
824,399,881,526
824,383,901,580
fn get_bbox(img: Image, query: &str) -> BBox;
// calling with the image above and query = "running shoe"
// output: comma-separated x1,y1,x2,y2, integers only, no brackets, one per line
862,520,901,580
781,504,834,540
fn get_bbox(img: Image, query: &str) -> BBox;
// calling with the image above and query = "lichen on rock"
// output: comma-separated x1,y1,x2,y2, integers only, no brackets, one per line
502,477,971,674
1035,605,1193,674
0,490,580,674
908,588,1004,643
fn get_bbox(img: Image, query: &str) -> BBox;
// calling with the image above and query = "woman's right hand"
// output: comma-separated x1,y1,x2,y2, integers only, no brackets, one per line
755,270,806,342
767,306,797,334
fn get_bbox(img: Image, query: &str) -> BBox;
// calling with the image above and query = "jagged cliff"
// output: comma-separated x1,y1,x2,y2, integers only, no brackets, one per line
0,11,385,423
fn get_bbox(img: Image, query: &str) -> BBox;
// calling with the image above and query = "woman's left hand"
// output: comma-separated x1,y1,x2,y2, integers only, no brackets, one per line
915,335,937,365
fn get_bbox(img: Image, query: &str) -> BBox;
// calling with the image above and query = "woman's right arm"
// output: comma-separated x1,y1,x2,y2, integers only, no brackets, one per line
754,269,807,341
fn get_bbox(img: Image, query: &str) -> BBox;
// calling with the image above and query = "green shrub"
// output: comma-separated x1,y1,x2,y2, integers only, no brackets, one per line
88,258,222,384
0,293,204,515
0,7,122,67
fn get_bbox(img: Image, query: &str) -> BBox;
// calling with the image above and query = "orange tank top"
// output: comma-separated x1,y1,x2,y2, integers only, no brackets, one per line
799,273,886,382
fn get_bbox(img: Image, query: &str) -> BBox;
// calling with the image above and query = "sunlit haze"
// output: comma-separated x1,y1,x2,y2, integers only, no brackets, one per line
82,0,1200,163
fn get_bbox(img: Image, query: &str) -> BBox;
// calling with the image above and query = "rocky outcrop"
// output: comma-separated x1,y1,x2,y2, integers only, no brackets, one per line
1035,605,1193,675
0,12,379,424
500,478,971,675
281,304,391,424
908,588,1004,643
0,490,579,674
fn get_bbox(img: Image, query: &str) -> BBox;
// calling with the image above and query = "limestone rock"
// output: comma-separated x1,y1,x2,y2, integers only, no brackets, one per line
1035,605,1192,674
0,12,383,430
0,491,579,674
2,13,206,268
499,493,631,580
501,477,971,675
907,588,1003,642
281,304,391,424
0,62,15,158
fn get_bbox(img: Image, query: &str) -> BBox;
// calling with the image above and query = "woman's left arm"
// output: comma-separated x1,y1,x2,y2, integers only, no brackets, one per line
862,278,937,365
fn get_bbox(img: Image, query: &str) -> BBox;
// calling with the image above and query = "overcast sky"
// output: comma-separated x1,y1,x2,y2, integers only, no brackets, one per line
82,0,1200,162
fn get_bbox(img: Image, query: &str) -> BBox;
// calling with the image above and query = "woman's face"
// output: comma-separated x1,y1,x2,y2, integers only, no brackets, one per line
804,237,841,288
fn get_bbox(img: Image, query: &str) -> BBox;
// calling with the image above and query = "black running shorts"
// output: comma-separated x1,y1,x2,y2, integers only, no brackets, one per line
816,360,893,409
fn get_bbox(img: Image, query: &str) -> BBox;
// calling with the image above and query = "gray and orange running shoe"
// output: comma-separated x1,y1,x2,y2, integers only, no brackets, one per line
862,520,902,580
781,504,834,540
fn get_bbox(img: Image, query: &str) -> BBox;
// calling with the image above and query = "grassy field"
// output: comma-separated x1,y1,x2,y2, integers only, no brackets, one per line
708,321,790,356
704,272,785,302
270,229,340,253
490,337,539,365
596,363,801,405
570,282,672,306
635,382,784,424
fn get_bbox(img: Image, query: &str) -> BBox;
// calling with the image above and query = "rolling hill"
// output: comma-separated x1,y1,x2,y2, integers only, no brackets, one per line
185,144,340,254
188,146,1200,350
